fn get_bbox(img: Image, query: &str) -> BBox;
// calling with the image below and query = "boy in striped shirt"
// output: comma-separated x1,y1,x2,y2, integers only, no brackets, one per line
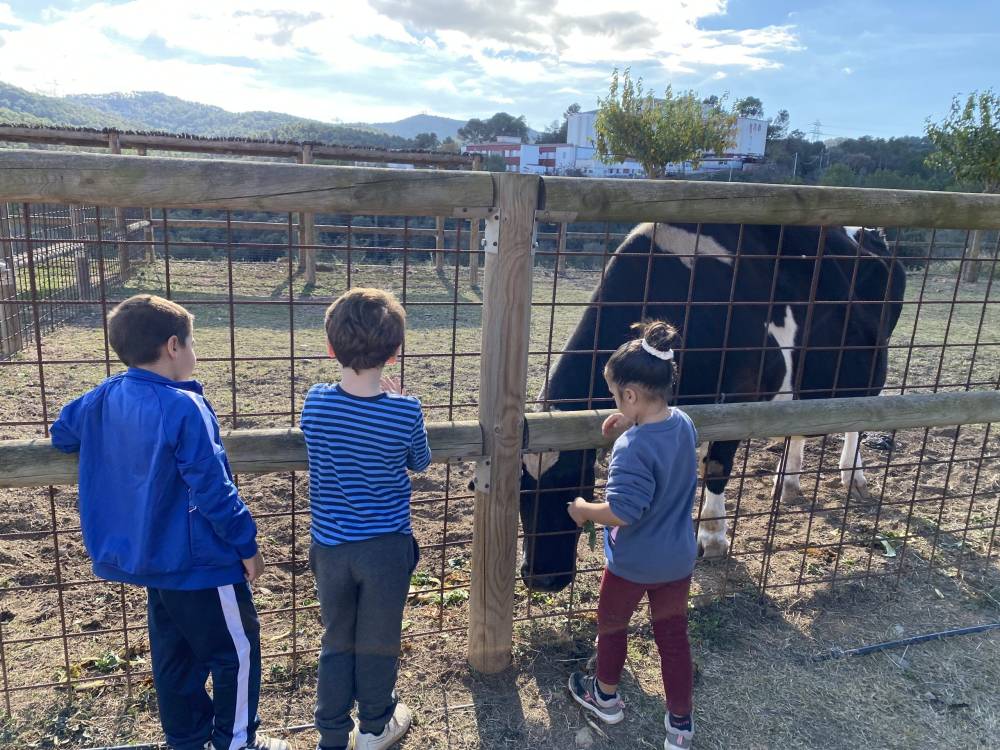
300,288,431,750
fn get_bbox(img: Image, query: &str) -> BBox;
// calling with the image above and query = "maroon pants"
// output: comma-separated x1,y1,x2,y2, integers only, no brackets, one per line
595,568,693,717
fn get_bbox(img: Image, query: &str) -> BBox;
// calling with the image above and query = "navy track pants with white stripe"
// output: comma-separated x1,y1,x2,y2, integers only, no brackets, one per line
147,583,262,750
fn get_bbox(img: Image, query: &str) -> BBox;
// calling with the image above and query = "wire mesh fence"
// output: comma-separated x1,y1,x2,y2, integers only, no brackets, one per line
0,209,487,727
0,202,150,358
516,220,1000,632
1,174,999,745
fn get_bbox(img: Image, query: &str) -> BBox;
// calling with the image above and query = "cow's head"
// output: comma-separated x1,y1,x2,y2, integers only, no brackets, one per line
518,446,597,592
851,226,890,255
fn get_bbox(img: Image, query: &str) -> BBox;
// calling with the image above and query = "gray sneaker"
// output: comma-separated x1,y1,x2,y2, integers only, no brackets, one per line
664,713,694,749
567,671,624,724
354,702,412,750
244,735,294,750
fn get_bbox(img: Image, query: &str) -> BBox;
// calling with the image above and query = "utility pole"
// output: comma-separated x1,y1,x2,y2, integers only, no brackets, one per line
792,152,798,179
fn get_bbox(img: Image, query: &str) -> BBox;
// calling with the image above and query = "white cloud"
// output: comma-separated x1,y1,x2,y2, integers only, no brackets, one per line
0,3,19,26
0,0,803,122
842,66,854,74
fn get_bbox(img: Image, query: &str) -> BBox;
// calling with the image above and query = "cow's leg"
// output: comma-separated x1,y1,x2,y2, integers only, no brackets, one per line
773,436,805,499
698,441,738,559
839,431,871,499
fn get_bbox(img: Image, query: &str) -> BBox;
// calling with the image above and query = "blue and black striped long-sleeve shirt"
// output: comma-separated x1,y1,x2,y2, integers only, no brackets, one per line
300,383,431,546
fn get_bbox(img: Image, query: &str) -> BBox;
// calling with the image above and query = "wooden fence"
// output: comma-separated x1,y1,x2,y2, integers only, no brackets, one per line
2,149,1000,674
0,125,481,285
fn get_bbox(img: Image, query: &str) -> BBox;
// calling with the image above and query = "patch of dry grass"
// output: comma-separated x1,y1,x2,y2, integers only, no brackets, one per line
2,256,1000,749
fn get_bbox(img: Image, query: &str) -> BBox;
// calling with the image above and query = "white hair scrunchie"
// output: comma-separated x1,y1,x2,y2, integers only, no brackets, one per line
641,339,674,361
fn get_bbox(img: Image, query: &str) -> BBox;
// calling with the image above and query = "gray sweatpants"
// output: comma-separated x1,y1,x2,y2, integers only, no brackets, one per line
309,533,418,748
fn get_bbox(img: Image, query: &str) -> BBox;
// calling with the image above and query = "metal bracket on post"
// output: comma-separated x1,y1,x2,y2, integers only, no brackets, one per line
482,209,500,254
473,457,492,492
482,208,537,255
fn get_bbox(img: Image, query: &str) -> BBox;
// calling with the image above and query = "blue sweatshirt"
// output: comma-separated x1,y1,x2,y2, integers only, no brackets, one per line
604,409,698,584
49,368,258,590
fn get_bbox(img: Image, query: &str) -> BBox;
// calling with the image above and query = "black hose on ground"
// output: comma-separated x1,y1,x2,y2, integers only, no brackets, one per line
812,621,1000,662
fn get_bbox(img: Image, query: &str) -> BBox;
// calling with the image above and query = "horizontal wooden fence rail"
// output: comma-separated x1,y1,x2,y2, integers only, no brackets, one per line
0,126,475,167
6,150,1000,229
4,392,1000,489
0,420,484,488
541,176,1000,229
160,218,442,237
2,220,149,269
0,150,495,216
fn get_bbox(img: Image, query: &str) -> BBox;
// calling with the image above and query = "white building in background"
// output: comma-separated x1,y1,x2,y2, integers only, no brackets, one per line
463,110,767,178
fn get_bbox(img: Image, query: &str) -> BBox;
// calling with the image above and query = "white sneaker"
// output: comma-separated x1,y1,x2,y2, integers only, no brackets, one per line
354,702,412,750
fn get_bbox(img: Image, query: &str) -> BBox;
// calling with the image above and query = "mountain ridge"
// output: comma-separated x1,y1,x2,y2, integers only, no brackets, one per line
0,82,453,148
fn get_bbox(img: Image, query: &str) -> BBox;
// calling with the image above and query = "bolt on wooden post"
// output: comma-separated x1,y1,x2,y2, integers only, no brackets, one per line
468,173,539,673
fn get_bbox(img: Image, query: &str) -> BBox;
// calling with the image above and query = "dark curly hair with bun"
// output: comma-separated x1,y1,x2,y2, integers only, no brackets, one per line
603,320,678,402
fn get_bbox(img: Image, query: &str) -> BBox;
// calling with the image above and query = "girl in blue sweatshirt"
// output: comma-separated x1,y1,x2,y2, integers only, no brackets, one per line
566,320,698,750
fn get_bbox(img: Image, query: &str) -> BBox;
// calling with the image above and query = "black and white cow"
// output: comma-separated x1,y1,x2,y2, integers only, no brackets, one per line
519,222,906,592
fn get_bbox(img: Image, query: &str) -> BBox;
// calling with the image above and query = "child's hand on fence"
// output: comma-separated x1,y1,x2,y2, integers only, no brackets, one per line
381,375,407,396
242,552,265,584
601,412,631,439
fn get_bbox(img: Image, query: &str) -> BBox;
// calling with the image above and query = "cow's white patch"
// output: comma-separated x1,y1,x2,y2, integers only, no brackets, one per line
628,222,734,269
839,431,870,498
774,435,805,498
523,451,560,481
766,305,797,401
697,490,729,558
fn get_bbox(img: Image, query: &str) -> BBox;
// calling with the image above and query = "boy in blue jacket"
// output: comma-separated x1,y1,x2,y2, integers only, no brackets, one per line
50,294,290,750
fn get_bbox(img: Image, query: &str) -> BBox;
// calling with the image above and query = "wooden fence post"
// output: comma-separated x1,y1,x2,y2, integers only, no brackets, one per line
469,155,484,286
468,217,481,287
0,203,22,356
965,229,984,283
557,221,568,277
107,132,129,280
435,215,445,271
135,147,156,263
69,205,90,300
298,145,317,285
468,173,539,673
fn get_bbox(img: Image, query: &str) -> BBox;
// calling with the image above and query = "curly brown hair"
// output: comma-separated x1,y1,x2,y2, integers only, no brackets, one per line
324,288,406,371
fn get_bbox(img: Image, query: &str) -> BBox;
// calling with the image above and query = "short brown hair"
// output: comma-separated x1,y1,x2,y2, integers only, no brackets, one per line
108,295,193,367
325,288,405,371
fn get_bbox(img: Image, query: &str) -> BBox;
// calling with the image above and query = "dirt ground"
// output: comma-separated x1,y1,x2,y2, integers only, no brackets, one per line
1,255,999,749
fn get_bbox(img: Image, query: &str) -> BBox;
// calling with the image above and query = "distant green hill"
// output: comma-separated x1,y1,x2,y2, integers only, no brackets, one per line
0,81,141,129
0,82,417,149
368,113,466,140
66,91,412,148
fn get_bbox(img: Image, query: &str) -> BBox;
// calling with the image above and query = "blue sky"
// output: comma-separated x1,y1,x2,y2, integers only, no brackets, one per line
0,0,996,136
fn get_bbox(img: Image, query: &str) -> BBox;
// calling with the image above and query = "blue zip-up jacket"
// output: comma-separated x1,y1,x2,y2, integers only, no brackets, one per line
49,368,258,590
